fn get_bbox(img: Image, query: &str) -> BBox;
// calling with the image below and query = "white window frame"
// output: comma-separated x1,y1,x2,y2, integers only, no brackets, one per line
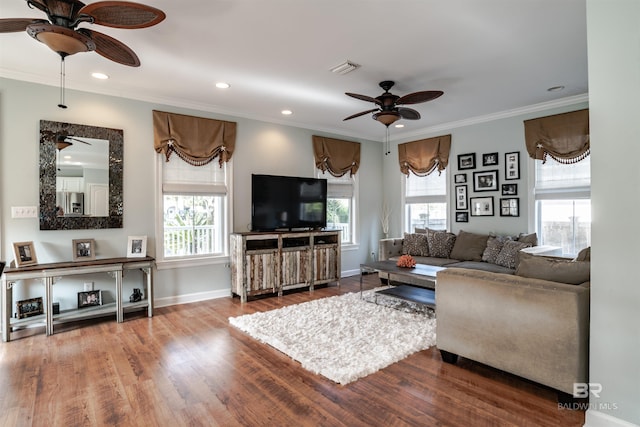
401,170,450,233
318,170,359,248
155,155,233,269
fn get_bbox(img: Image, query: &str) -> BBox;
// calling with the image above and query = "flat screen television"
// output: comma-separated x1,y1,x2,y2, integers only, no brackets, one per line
251,174,327,231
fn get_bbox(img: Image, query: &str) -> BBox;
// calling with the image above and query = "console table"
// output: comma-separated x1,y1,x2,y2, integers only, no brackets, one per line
1,256,154,342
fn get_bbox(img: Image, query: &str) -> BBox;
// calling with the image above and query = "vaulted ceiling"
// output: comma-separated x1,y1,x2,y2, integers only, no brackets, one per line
0,0,588,142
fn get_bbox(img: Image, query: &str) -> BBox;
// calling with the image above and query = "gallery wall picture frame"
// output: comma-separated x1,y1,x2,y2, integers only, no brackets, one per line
72,239,96,261
470,196,495,217
77,290,102,309
455,211,469,223
457,153,476,170
502,183,518,196
500,198,520,217
17,297,44,319
505,151,520,180
455,185,468,210
12,241,38,267
454,173,467,184
482,152,499,166
473,170,499,192
127,236,147,258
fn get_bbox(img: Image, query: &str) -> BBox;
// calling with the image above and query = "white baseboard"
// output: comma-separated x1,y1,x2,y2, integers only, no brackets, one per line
154,288,231,308
341,269,360,277
585,410,640,427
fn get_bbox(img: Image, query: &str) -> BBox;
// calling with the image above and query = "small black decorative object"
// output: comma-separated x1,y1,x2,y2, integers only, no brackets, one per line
130,288,143,303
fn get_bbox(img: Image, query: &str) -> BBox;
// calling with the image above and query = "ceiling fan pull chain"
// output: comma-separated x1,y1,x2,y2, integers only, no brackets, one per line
385,127,390,155
58,57,67,109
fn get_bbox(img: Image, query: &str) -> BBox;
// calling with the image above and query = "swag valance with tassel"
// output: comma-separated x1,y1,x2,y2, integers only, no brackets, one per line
312,136,360,177
524,109,589,164
153,110,237,167
398,134,451,176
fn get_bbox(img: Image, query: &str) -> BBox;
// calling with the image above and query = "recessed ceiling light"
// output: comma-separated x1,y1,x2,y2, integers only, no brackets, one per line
91,72,109,80
547,85,565,92
394,123,405,128
281,110,293,115
215,82,230,89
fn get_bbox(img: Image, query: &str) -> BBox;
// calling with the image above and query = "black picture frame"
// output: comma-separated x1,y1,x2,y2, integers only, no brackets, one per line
470,196,495,216
455,211,469,223
455,185,468,210
77,290,102,309
17,297,44,319
473,170,499,192
505,151,520,180
454,173,467,184
500,198,520,217
502,183,518,195
458,153,476,170
482,152,499,166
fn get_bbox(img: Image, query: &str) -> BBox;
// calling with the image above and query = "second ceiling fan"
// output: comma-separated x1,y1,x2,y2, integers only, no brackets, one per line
344,80,443,127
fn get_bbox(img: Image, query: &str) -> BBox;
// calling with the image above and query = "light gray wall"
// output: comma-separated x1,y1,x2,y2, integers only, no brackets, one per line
0,78,382,304
586,1,640,425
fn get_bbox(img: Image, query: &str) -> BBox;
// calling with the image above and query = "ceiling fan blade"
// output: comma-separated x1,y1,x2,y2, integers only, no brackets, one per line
343,108,379,121
396,90,444,105
78,1,166,29
346,93,383,106
78,28,140,66
398,107,421,120
0,18,42,33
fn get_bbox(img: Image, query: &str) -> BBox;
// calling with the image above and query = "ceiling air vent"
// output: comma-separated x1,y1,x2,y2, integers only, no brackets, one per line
330,61,360,75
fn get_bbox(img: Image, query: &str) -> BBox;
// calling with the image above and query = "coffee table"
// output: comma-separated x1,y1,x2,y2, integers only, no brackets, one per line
359,260,446,307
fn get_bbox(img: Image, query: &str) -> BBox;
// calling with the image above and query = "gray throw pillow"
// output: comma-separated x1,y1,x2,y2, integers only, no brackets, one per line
494,240,532,269
574,246,591,262
516,252,590,284
517,232,538,246
402,233,429,256
449,230,489,261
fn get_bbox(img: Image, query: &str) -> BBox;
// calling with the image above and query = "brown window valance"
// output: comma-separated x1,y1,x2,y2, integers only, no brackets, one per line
312,136,360,177
398,134,451,176
153,110,237,167
524,109,589,164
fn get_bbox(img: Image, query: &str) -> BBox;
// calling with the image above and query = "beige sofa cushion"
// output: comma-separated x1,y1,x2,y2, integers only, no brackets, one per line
516,252,590,285
449,230,489,261
495,240,532,269
402,233,430,256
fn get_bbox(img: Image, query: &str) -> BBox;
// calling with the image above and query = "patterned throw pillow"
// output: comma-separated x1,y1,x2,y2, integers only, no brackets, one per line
402,233,429,256
494,240,532,269
427,231,457,258
482,235,510,264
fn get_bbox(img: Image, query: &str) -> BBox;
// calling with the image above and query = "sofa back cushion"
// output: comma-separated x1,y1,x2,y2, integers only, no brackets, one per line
516,252,590,285
402,233,430,256
494,240,532,269
449,230,489,261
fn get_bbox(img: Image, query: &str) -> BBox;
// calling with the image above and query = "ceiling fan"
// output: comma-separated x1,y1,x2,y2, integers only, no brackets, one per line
344,80,443,127
0,0,166,107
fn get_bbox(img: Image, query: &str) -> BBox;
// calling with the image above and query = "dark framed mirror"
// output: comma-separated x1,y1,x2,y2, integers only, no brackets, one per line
39,120,123,230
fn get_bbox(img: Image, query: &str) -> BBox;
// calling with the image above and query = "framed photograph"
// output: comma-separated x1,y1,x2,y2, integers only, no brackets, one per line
482,152,499,166
502,183,518,196
454,173,467,184
455,185,468,210
500,198,520,217
72,239,96,261
470,196,495,217
455,211,469,223
17,297,44,319
457,153,476,170
127,236,147,258
505,151,520,180
12,241,38,267
473,170,499,192
77,290,102,309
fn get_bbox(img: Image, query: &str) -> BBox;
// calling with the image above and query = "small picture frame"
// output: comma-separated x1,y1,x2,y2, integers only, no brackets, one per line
457,153,476,170
482,152,499,166
473,170,499,192
500,198,520,217
455,185,468,210
455,211,469,223
470,196,495,217
72,239,96,261
502,183,518,196
17,297,44,319
505,151,520,180
78,290,102,309
127,236,147,258
454,173,467,184
13,241,38,267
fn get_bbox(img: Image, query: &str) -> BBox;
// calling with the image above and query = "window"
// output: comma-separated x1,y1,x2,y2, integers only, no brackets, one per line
158,156,231,264
404,171,448,232
534,156,590,256
320,172,357,245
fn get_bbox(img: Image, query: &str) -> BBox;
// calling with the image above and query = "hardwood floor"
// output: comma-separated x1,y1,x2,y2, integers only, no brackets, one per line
0,274,585,426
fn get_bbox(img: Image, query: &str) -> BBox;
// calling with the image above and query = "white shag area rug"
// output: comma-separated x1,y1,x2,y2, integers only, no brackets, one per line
229,288,436,385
